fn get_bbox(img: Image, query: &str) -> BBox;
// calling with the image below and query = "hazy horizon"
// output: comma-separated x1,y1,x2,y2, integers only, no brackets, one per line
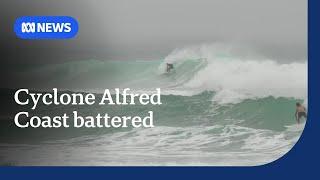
1,0,307,64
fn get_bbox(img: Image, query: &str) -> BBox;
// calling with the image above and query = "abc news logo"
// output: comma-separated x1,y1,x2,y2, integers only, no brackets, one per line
14,16,78,39
21,22,72,33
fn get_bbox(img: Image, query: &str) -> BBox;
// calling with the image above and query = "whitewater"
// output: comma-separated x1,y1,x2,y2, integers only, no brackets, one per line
0,45,307,166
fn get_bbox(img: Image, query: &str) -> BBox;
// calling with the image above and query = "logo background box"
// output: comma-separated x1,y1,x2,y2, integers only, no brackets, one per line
14,16,78,39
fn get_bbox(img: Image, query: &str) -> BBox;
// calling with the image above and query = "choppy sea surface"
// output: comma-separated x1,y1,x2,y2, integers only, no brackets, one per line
0,46,307,165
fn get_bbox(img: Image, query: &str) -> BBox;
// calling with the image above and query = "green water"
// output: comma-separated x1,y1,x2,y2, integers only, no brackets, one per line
0,57,306,165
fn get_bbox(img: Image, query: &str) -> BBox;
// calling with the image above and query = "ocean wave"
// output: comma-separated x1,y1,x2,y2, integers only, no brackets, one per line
4,44,307,105
163,44,307,104
0,122,304,166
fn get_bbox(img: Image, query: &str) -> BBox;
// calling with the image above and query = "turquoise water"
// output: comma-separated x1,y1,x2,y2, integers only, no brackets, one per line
0,53,307,165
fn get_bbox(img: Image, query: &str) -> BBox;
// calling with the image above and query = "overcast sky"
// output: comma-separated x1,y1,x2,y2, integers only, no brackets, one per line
1,0,307,64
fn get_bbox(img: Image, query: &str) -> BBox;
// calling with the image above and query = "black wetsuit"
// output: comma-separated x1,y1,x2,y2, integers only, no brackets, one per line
296,111,307,123
297,112,307,119
166,63,174,72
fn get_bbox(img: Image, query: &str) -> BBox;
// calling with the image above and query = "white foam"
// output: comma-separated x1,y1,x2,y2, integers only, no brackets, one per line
0,124,303,166
164,44,307,104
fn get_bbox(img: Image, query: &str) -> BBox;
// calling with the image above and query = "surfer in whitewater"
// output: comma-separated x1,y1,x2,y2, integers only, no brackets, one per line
166,63,174,73
295,102,307,124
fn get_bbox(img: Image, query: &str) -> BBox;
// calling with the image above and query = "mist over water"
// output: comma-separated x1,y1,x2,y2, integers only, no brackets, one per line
164,44,307,103
0,44,307,165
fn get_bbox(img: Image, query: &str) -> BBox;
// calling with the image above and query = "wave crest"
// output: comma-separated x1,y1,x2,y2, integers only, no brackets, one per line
163,44,307,104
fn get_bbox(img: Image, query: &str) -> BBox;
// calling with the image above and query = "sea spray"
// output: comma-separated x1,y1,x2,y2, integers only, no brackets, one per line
0,44,307,165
